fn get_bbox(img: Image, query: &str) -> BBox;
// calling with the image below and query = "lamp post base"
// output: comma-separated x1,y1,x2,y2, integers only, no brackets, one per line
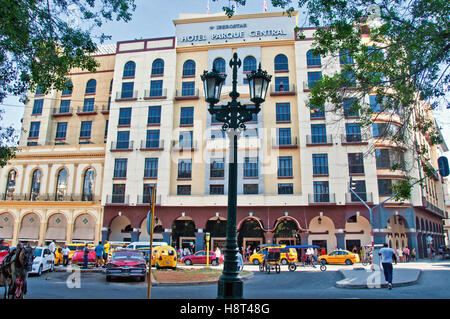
217,276,243,299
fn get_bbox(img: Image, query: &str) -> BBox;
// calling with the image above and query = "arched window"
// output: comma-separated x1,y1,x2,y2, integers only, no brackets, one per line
5,170,17,199
30,169,42,201
182,60,196,76
306,50,321,66
151,59,164,76
85,79,97,94
243,56,257,73
62,81,73,96
274,54,288,72
213,58,226,74
55,169,68,201
82,169,95,201
123,61,136,78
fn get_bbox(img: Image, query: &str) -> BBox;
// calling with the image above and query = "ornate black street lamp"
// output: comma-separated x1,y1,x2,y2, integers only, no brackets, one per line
201,53,271,299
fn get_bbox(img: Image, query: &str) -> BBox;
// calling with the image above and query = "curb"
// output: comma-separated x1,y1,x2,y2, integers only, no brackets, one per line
336,269,422,289
152,272,254,287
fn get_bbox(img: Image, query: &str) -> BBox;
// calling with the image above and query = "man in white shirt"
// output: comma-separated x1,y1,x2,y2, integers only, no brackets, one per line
306,247,316,268
48,240,56,254
378,243,397,290
62,245,70,266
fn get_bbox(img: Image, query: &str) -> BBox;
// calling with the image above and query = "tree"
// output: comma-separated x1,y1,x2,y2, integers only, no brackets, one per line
0,0,136,165
216,0,449,200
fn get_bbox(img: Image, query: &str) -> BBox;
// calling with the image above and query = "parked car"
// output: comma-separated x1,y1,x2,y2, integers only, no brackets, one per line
318,250,360,265
249,245,298,265
30,246,55,276
71,247,96,266
0,250,9,263
66,243,94,260
126,241,168,250
154,245,177,269
105,249,147,282
180,250,223,266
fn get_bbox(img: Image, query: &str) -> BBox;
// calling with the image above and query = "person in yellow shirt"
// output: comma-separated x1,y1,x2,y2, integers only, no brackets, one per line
103,240,110,265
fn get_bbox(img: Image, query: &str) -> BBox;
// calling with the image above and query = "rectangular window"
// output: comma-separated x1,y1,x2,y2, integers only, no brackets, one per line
278,156,293,177
29,122,40,138
178,159,192,179
27,141,38,146
60,100,71,113
311,124,327,143
307,71,322,88
210,184,224,195
276,103,291,122
105,120,109,138
113,159,128,178
146,130,160,148
312,154,329,175
181,82,195,96
143,184,157,203
177,185,191,195
149,80,163,97
243,128,258,138
210,158,225,178
83,98,95,112
180,107,194,125
121,82,134,99
378,179,393,196
118,107,132,126
148,106,161,125
211,129,226,139
343,98,359,117
313,181,329,202
275,77,289,92
79,121,92,138
179,131,193,148
144,158,158,178
243,184,258,194
278,183,294,195
56,122,68,139
348,153,365,174
112,184,126,203
345,123,362,142
278,128,292,145
32,99,44,115
370,95,382,112
116,131,130,149
310,104,325,118
244,157,258,178
342,71,356,87
350,180,367,202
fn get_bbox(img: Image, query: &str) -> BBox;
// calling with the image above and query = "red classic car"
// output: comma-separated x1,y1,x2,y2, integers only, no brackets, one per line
105,249,147,282
71,248,96,266
0,250,9,263
180,250,224,266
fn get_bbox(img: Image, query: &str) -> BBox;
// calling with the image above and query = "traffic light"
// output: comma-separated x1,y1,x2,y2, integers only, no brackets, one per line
438,156,449,177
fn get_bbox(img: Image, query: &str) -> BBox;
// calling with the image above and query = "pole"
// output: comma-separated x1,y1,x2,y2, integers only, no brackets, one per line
147,187,156,299
206,232,210,268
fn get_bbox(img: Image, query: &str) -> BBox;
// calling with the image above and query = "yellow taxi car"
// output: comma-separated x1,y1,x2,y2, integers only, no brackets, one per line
317,249,360,265
154,245,177,269
249,245,298,265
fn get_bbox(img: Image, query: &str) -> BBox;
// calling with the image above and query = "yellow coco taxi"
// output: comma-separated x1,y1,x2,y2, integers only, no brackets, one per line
249,246,298,265
318,250,360,265
154,245,177,269
54,247,63,265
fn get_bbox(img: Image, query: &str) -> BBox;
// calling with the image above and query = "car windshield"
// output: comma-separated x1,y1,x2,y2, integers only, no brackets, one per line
33,248,42,257
112,251,142,260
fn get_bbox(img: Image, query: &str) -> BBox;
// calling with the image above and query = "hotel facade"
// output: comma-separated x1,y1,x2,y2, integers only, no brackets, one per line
1,12,447,259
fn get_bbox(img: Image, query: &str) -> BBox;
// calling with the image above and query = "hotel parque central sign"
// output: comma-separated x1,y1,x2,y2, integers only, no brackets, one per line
176,16,296,45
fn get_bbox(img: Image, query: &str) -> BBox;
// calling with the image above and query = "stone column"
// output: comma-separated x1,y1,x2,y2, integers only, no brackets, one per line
195,230,204,252
12,220,20,246
406,230,419,255
38,221,47,246
335,231,345,250
66,222,73,244
130,228,140,243
300,232,309,246
162,229,171,246
101,227,110,243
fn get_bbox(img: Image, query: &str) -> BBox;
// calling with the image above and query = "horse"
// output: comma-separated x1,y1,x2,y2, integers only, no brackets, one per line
5,246,34,299
0,261,11,299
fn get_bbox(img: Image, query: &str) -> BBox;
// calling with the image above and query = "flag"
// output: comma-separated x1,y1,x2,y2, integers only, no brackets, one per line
263,0,267,12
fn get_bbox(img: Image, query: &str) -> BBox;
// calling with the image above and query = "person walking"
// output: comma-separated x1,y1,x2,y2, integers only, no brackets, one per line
215,247,221,264
237,250,244,271
404,247,410,262
397,248,404,262
411,248,416,261
48,240,56,254
82,243,89,269
378,243,397,290
94,242,105,268
62,245,70,267
103,240,110,265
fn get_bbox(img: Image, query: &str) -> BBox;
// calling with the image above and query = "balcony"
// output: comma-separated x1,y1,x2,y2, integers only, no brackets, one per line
77,106,98,116
136,194,161,205
308,193,336,204
110,140,134,152
140,139,164,151
144,88,167,100
101,105,110,114
0,193,99,202
171,140,198,152
422,197,445,217
270,84,296,96
341,133,370,146
272,137,298,149
115,91,138,102
346,192,373,204
105,194,130,205
306,134,333,146
52,107,73,117
175,88,199,101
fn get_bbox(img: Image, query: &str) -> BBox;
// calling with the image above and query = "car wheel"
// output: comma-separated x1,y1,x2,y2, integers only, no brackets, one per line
281,258,288,265
184,259,192,266
252,259,260,265
38,265,42,276
345,259,353,265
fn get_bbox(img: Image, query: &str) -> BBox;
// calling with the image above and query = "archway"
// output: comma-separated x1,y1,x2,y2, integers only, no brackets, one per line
109,215,132,242
45,213,67,244
18,213,40,244
0,212,14,243
308,216,336,253
386,215,409,251
237,218,265,254
205,216,227,250
273,218,301,245
139,216,164,242
72,213,96,243
171,216,196,251
344,215,371,251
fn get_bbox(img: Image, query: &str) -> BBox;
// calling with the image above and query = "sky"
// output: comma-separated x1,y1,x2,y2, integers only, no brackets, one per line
1,0,449,155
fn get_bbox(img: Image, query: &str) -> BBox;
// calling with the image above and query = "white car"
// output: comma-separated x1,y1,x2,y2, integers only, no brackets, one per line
30,246,55,276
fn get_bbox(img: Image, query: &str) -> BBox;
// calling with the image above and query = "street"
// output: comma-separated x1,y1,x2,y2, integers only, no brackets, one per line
21,260,450,299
